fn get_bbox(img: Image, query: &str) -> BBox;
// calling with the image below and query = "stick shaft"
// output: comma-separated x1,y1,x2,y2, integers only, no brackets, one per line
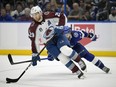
16,46,46,80
7,46,46,83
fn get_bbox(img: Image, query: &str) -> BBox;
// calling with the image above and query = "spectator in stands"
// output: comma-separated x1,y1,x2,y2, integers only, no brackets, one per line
0,8,14,21
27,0,35,4
43,0,58,12
50,0,58,12
67,0,80,9
11,2,24,21
61,4,71,16
109,7,116,21
85,1,97,20
56,1,63,12
43,2,53,12
79,0,86,11
81,11,93,21
68,3,83,21
28,2,35,9
5,3,12,15
17,7,32,21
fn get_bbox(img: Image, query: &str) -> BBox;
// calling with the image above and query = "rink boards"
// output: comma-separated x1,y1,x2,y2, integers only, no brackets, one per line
0,22,116,56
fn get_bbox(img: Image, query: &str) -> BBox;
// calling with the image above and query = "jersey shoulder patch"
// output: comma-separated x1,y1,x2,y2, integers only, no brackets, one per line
72,31,79,38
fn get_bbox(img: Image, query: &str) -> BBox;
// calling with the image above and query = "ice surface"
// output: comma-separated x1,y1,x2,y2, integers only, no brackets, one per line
0,55,116,87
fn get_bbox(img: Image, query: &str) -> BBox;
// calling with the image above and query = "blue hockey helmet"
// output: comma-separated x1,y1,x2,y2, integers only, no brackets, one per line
63,26,72,34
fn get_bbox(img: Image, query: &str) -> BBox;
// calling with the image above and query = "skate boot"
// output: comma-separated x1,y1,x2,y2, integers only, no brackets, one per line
102,66,110,73
76,70,85,79
78,59,87,71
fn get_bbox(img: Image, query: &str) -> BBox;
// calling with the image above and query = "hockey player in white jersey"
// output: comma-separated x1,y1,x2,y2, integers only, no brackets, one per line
28,6,86,78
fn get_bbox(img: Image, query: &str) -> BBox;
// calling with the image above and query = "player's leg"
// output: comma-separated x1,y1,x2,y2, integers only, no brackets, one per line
58,53,84,78
57,35,86,71
46,42,84,78
83,53,110,73
73,43,110,73
72,43,89,71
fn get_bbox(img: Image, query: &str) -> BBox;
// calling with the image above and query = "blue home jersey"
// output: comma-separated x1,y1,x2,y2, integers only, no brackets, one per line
70,30,88,46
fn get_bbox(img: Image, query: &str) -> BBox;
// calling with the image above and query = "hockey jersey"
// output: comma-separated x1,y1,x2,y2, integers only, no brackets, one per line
28,12,67,53
70,30,88,47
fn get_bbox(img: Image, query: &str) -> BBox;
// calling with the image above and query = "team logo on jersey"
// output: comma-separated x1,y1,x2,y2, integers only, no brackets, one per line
73,24,95,46
73,32,78,37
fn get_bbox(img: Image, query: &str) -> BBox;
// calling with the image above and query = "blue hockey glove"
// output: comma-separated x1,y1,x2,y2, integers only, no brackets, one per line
47,53,54,61
32,53,40,66
88,33,98,41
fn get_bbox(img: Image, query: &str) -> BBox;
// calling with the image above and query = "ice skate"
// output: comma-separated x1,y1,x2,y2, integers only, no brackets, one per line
78,59,87,72
102,66,110,73
76,70,85,79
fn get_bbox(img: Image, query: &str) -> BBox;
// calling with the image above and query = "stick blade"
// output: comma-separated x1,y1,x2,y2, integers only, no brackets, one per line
8,54,14,65
6,78,18,83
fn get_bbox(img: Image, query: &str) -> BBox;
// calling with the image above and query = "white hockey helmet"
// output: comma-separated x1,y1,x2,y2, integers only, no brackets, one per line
30,6,42,17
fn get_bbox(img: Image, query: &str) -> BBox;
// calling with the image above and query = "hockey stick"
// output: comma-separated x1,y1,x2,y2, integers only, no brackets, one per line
6,46,46,83
8,54,48,65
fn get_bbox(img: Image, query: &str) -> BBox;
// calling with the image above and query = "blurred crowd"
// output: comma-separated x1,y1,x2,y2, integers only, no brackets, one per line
0,0,116,22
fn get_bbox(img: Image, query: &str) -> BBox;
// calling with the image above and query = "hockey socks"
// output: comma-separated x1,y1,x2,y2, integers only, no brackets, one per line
72,54,87,71
58,53,84,79
60,45,87,71
92,58,110,73
65,60,84,79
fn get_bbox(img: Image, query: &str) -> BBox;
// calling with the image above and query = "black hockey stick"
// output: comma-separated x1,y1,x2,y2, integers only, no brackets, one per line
8,54,48,65
6,46,46,83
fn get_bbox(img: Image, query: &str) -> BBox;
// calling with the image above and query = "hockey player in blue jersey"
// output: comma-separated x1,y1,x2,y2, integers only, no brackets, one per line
43,26,87,79
48,26,110,73
56,26,110,73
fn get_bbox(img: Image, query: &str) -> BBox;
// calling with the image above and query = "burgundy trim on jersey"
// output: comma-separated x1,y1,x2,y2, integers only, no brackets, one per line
43,12,65,26
28,21,39,53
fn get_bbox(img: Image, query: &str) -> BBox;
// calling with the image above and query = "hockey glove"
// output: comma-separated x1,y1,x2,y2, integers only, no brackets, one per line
47,53,54,61
32,53,40,66
88,33,97,41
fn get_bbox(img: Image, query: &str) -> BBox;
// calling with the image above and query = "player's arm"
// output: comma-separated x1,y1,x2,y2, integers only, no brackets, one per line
44,12,67,26
72,30,88,41
56,12,67,26
75,30,98,41
28,23,41,66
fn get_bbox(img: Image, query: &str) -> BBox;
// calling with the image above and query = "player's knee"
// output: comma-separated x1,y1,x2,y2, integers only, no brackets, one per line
60,45,78,58
84,53,95,62
57,53,70,65
58,53,78,73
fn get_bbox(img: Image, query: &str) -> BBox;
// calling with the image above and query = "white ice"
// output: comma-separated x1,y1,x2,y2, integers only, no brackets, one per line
0,55,116,87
